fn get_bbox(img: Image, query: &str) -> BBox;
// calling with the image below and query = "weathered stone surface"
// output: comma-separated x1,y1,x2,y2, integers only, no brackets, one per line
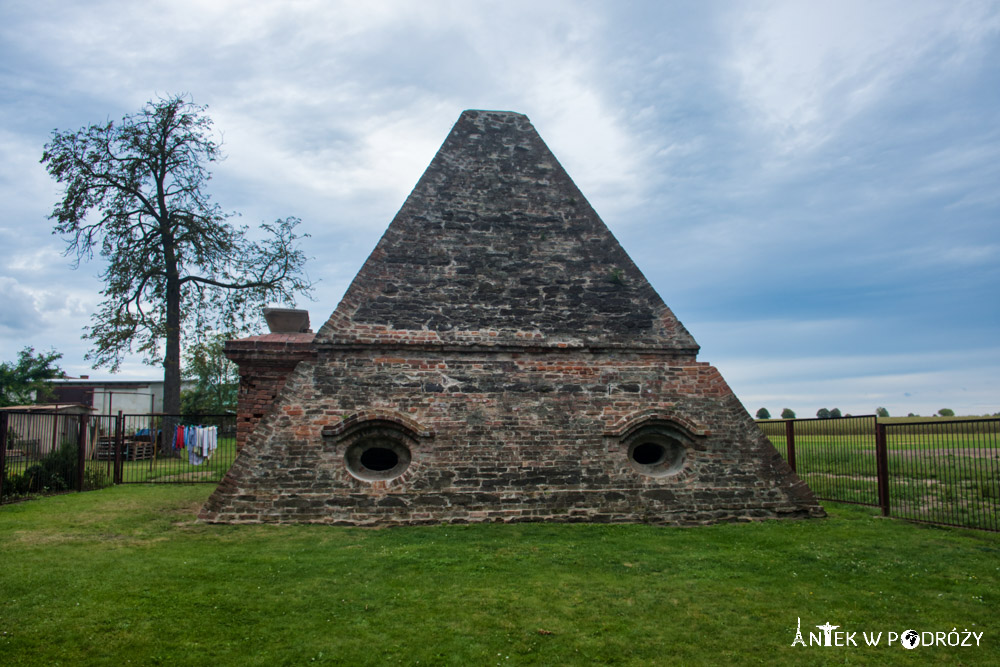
201,110,823,526
318,110,697,352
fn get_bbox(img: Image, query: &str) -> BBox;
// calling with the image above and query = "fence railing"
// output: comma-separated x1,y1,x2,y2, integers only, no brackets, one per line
758,416,999,532
1,410,236,503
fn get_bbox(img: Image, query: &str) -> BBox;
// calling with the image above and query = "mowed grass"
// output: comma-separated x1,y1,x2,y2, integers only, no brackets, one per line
1,486,998,666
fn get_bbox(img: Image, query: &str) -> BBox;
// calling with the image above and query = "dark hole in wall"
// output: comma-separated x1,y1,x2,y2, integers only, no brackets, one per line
360,447,399,471
632,442,666,465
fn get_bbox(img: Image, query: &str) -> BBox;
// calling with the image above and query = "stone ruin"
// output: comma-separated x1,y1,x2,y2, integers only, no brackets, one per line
200,110,823,526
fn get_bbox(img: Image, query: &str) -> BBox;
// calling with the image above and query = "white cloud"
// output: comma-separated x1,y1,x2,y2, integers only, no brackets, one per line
0,277,94,334
526,67,651,220
213,96,454,223
2,0,997,415
727,0,1000,155
0,278,42,335
3,247,64,274
0,130,59,226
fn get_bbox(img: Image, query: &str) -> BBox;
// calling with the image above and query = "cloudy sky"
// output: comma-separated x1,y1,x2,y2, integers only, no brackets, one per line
1,0,998,418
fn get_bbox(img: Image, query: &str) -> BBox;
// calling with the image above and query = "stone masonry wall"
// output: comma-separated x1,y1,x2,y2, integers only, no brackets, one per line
201,346,820,525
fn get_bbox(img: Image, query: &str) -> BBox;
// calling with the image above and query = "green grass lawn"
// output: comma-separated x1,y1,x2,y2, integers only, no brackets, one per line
1,486,997,666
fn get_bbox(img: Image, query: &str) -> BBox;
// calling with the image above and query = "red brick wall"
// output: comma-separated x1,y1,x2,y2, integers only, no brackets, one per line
224,333,316,451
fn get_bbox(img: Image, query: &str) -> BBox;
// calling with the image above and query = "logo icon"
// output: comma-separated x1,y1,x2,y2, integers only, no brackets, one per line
901,630,920,649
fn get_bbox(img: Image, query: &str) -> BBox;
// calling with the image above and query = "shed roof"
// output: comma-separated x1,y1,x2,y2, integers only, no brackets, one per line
0,403,96,412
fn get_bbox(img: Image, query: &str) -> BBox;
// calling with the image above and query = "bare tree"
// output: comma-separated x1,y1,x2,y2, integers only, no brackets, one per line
42,94,312,416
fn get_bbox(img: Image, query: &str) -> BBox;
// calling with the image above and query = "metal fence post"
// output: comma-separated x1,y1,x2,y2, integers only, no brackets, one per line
785,419,796,473
0,411,8,499
875,421,890,517
76,413,88,492
114,411,124,485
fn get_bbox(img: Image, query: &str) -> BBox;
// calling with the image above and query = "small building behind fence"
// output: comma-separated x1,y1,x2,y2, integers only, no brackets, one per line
0,404,95,458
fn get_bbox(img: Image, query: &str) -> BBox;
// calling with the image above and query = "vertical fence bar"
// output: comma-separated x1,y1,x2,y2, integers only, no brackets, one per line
785,419,796,472
0,411,8,500
953,422,966,528
114,411,124,485
875,421,889,516
104,415,112,481
76,413,87,492
51,408,59,459
922,424,933,525
988,423,999,532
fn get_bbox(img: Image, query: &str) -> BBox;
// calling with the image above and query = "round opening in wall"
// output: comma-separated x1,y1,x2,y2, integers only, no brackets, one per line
360,446,399,471
631,442,666,466
625,429,688,478
344,436,412,482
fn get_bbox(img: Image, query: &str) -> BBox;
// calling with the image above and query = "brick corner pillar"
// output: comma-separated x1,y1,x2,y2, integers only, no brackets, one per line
225,333,317,451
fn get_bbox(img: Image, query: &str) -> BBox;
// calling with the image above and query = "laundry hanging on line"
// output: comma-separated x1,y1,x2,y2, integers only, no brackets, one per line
172,425,218,465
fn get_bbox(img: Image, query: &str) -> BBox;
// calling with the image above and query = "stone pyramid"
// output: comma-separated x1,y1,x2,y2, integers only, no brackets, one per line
201,110,823,525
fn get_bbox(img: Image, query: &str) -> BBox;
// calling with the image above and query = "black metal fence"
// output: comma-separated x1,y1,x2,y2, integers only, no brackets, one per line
758,416,1000,532
1,410,236,503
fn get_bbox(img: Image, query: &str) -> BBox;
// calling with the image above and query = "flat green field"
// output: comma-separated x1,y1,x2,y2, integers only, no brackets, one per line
758,419,999,531
0,485,997,665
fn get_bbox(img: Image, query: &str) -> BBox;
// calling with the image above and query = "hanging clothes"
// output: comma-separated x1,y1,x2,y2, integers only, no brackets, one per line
187,425,203,465
203,425,217,459
185,425,217,465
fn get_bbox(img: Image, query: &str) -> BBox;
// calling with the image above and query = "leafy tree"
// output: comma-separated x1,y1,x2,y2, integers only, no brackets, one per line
0,347,64,407
42,94,312,416
876,407,889,418
755,407,771,420
816,408,831,419
181,333,238,417
937,408,955,417
829,408,842,419
781,408,796,419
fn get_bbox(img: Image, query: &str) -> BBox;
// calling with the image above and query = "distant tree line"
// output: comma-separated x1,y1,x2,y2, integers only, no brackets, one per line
755,407,797,420
754,405,975,420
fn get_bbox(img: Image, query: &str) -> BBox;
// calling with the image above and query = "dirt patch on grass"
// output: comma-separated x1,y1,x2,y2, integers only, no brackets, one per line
891,447,999,460
153,471,220,482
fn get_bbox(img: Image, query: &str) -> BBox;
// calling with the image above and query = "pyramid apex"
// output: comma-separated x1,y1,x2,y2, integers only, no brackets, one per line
318,109,698,353
458,109,529,119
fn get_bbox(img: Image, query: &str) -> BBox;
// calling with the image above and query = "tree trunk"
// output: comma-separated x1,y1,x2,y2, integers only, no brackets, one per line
163,284,181,417
162,224,182,454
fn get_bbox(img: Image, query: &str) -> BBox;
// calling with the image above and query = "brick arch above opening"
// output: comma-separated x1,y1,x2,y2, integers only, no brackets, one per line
320,410,436,440
604,410,711,439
